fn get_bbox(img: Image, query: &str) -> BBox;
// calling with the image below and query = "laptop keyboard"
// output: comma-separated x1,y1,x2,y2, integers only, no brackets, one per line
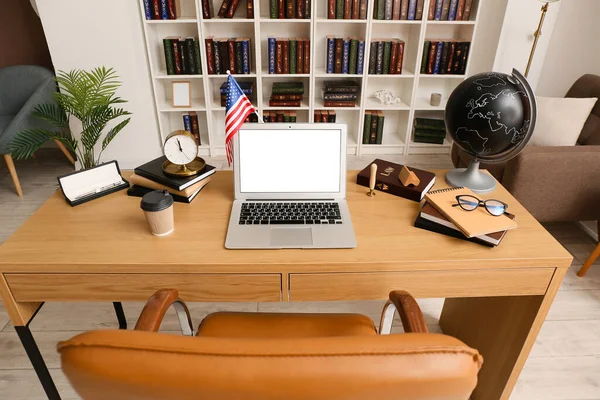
239,202,343,225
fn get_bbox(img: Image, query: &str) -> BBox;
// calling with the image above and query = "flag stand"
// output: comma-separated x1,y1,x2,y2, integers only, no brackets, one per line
226,71,264,123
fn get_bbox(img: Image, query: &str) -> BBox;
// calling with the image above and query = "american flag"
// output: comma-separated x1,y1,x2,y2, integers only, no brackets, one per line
225,74,256,165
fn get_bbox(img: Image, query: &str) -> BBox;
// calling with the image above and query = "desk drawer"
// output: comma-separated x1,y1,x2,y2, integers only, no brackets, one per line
289,269,555,301
5,273,281,302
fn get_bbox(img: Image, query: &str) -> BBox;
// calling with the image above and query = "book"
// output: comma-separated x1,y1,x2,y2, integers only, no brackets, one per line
128,184,205,203
271,94,302,101
212,38,221,74
424,187,517,238
414,129,447,138
185,38,197,74
434,0,443,20
290,39,298,74
374,0,383,19
267,37,276,73
241,38,251,73
303,39,310,73
166,0,176,19
415,118,445,131
414,214,494,247
143,0,152,19
368,41,377,74
226,0,242,18
227,39,236,73
272,81,304,94
452,42,463,73
270,0,278,18
400,0,409,19
389,41,398,75
297,0,304,18
218,0,231,17
375,41,384,74
189,112,200,144
362,111,372,144
129,174,211,198
322,93,357,101
220,81,253,94
447,41,456,73
202,0,213,18
323,100,356,107
382,40,392,74
375,111,384,144
395,40,405,74
297,37,304,73
359,0,368,19
392,0,401,20
344,0,352,19
337,0,344,19
328,0,336,19
275,40,283,74
356,159,436,201
369,112,378,143
163,38,175,75
326,36,335,73
217,39,228,74
428,0,436,19
235,39,243,72
356,40,365,74
441,0,451,19
426,40,437,74
160,0,169,19
463,0,473,20
304,0,311,18
420,41,430,73
414,135,445,144
334,38,343,73
135,156,216,191
178,39,188,74
448,0,459,20
352,0,359,19
415,0,424,19
342,38,350,74
459,42,470,74
349,38,359,74
269,100,301,107
282,39,289,74
323,80,360,93
456,0,466,20
433,41,443,74
286,0,294,18
247,0,254,18
204,38,215,74
151,0,161,19
194,39,202,74
408,0,417,20
182,114,191,132
440,41,449,75
384,0,393,20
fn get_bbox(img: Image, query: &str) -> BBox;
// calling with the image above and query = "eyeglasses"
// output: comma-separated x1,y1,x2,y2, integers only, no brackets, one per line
452,195,509,217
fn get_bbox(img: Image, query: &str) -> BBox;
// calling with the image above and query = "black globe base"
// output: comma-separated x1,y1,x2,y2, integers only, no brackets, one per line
445,160,496,194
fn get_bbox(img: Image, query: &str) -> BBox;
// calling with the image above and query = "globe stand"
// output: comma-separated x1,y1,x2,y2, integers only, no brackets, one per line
445,160,497,194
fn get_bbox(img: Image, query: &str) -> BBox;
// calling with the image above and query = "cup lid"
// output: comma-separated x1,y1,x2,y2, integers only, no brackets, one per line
140,190,174,212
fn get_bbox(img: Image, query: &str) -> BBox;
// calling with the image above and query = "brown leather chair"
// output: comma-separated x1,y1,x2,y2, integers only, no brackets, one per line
58,289,483,400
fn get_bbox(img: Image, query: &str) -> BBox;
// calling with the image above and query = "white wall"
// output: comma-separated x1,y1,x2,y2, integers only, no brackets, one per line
536,0,600,97
36,0,163,169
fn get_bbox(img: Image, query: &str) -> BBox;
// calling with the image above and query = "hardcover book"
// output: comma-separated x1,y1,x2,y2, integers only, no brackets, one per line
194,39,202,74
218,39,229,74
434,0,443,20
143,0,152,19
463,0,473,20
172,39,182,74
376,0,385,19
334,38,343,73
448,0,459,20
456,0,466,20
227,39,236,73
376,41,384,74
268,37,276,73
349,38,359,74
408,0,417,20
270,0,278,18
241,38,251,73
428,0,436,19
427,41,437,74
178,39,189,74
218,0,232,17
183,114,192,132
328,0,336,19
395,40,405,74
324,100,356,107
369,113,378,143
384,0,393,20
342,38,351,73
447,41,456,73
441,0,450,20
127,184,206,204
362,111,372,144
163,38,175,75
323,80,360,93
459,42,470,74
160,0,169,19
282,39,290,74
286,0,294,18
166,0,176,19
415,0,424,19
344,0,352,19
382,40,392,74
375,111,384,144
356,40,365,74
452,42,464,74
135,156,216,191
392,0,401,20
297,39,304,73
189,112,200,144
359,0,368,19
337,0,344,19
290,39,298,74
356,159,436,202
212,38,221,74
421,41,430,73
185,38,197,74
235,39,243,72
303,39,310,73
276,40,283,74
440,41,449,75
326,36,335,73
352,0,359,19
204,38,215,74
247,0,254,18
151,0,161,19
277,0,285,18
368,41,377,74
400,0,409,19
390,41,398,75
226,0,243,18
433,41,443,74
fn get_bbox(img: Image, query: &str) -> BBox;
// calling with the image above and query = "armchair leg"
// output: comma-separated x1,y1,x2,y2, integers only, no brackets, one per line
577,221,600,277
3,154,23,197
54,140,76,165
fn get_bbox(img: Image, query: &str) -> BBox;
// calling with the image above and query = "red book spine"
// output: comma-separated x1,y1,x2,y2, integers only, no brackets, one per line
324,101,355,107
321,111,328,122
427,41,436,74
428,0,436,20
269,112,277,122
447,41,456,73
151,0,161,19
392,0,401,20
328,0,336,19
226,0,242,17
395,41,404,74
296,38,304,73
277,0,285,18
297,0,304,18
351,0,359,19
343,0,351,19
276,112,284,122
247,0,254,18
389,40,398,75
218,0,231,17
334,38,343,73
303,39,310,73
271,94,303,100
171,39,182,74
269,100,301,107
228,40,236,73
166,0,176,19
201,0,211,18
204,38,214,75
456,0,465,20
282,39,290,74
286,0,294,18
276,40,283,74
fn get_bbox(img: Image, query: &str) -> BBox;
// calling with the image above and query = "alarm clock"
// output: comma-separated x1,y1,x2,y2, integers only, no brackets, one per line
162,130,206,177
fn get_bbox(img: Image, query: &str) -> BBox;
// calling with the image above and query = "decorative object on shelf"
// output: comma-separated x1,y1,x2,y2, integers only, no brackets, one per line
57,161,129,206
172,81,192,108
374,89,402,105
323,80,359,107
367,163,377,197
368,39,404,75
328,0,367,19
430,93,442,106
428,0,473,21
414,117,446,144
268,37,310,74
399,165,420,187
421,40,470,75
140,190,175,237
327,37,365,74
205,37,251,75
269,0,311,19
362,111,384,144
444,69,537,193
525,0,560,77
163,37,202,76
9,67,131,170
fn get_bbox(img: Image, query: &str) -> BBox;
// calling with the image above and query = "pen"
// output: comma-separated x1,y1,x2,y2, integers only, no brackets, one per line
74,182,122,201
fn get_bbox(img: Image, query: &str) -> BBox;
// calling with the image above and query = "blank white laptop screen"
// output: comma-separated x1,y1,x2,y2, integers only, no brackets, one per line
239,129,342,193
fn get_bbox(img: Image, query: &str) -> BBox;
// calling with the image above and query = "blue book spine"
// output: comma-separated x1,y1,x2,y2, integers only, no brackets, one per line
356,40,365,75
183,115,192,131
434,0,443,20
448,0,459,20
326,37,335,74
268,38,276,74
143,0,152,19
160,0,169,19
342,39,350,74
433,42,443,74
408,0,417,20
242,40,250,74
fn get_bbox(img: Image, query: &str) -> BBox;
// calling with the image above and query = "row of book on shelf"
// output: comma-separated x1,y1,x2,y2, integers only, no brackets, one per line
362,111,385,144
327,0,368,20
204,37,252,75
314,110,337,123
413,117,446,144
143,0,180,20
368,39,404,75
268,38,311,74
322,81,360,107
326,37,365,75
421,40,470,75
269,0,312,19
269,81,305,107
162,37,202,75
264,110,298,122
201,0,254,19
370,0,474,21
220,81,253,106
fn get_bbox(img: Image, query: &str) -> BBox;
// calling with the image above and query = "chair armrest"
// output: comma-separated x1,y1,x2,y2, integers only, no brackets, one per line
378,291,428,334
134,289,194,336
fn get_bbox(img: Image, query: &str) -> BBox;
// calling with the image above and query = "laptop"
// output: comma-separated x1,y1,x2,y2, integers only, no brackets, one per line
225,123,357,249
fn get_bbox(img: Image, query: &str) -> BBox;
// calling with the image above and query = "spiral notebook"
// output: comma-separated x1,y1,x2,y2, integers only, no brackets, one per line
424,187,517,238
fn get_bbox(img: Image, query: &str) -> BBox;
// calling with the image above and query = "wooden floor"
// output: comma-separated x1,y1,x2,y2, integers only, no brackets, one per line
1,150,599,400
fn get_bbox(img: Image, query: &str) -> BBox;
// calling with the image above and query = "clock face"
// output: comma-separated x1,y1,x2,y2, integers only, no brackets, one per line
164,134,198,165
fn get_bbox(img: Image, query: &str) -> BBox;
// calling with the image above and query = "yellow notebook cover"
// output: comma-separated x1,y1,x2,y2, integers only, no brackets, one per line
424,187,517,238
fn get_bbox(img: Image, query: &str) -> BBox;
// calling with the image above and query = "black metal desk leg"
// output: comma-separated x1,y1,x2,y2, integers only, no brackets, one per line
15,326,61,400
113,302,127,329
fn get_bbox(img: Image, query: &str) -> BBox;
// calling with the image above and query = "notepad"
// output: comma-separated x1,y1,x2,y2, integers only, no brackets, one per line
424,187,517,238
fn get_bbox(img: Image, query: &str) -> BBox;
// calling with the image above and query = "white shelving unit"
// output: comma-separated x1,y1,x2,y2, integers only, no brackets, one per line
138,0,483,157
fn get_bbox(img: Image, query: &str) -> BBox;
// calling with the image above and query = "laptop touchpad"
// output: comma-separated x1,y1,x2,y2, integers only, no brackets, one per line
270,228,313,247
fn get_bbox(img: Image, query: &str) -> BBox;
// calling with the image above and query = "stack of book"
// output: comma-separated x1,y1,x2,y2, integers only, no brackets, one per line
128,156,217,204
414,118,446,145
220,81,254,106
268,38,311,74
322,81,359,107
264,111,297,122
143,0,182,20
314,110,337,123
427,0,473,21
269,0,312,18
201,0,254,19
162,37,202,75
420,40,470,75
327,0,368,20
368,39,405,75
373,0,424,20
362,111,385,144
182,112,201,145
269,82,304,107
326,37,365,74
204,37,252,75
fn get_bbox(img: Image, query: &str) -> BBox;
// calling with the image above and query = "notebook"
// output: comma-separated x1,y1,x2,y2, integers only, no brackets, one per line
424,187,517,238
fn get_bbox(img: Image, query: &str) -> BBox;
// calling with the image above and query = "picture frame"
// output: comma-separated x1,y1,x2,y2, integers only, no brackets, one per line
172,81,192,108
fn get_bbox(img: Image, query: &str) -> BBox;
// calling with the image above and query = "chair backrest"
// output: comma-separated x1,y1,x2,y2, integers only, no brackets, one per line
59,330,482,400
0,65,54,115
566,74,600,146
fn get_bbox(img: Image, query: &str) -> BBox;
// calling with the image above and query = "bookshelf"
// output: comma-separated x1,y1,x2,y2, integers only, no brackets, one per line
138,0,483,157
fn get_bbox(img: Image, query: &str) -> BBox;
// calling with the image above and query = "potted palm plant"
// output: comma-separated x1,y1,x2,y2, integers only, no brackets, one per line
10,67,131,169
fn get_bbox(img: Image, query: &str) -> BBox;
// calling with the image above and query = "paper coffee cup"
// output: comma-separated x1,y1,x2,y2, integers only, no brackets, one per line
140,190,174,236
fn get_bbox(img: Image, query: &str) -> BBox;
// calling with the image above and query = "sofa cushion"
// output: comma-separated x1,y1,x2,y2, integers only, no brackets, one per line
529,97,598,147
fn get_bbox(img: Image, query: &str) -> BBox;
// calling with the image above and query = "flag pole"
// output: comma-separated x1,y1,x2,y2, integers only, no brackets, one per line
227,70,264,123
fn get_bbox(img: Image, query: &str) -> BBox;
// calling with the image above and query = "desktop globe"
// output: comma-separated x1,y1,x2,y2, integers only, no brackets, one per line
444,69,537,193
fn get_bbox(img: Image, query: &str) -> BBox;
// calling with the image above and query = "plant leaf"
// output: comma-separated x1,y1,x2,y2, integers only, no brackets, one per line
8,129,70,160
31,104,68,128
102,118,130,150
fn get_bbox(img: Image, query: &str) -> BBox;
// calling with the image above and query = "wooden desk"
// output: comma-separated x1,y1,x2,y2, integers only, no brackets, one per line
0,170,572,400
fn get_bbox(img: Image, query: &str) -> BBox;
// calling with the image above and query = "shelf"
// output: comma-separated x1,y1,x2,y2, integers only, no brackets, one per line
202,18,255,23
154,71,203,79
211,100,225,111
145,18,198,24
262,70,311,78
418,74,466,79
371,20,422,24
315,18,367,24
426,20,476,25
414,97,447,110
159,99,206,112
364,98,410,110
367,72,415,78
314,98,360,110
207,73,257,78
260,18,311,23
314,68,364,78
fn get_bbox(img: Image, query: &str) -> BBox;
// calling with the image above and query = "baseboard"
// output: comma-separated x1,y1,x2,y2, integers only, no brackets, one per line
577,221,598,241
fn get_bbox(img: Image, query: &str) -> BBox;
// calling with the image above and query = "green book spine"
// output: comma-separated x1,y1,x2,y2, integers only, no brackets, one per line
420,41,430,74
376,112,384,144
414,128,447,138
376,0,385,19
270,0,278,18
362,112,372,144
272,87,305,94
185,38,197,74
414,117,445,131
194,40,202,74
289,39,297,74
349,39,358,75
163,39,175,75
336,0,344,18
414,135,445,144
284,114,290,122
368,41,377,74
290,113,297,122
383,41,392,74
235,40,243,73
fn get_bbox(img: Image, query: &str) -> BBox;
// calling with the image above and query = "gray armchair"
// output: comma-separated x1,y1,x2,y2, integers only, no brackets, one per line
0,65,74,196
